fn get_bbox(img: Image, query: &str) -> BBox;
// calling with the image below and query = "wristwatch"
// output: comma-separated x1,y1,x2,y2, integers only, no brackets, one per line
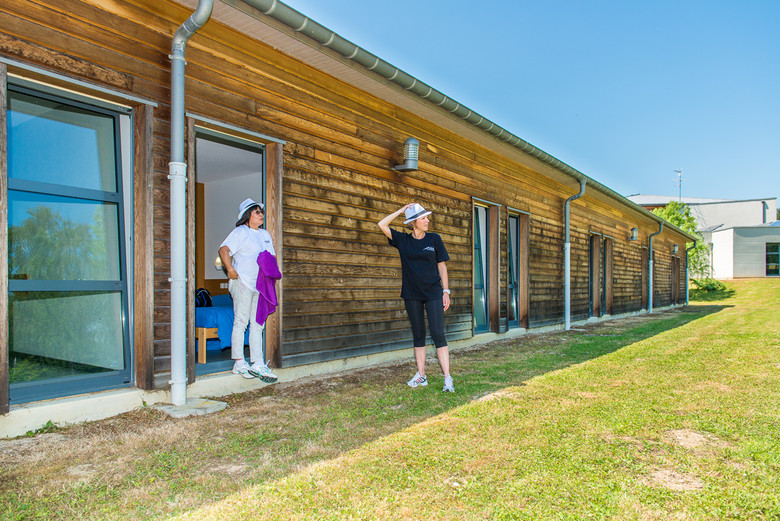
443,289,451,294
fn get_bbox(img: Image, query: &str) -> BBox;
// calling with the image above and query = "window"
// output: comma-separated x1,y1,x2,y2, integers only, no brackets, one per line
767,243,779,276
6,85,132,404
473,205,489,333
507,215,519,328
506,212,529,329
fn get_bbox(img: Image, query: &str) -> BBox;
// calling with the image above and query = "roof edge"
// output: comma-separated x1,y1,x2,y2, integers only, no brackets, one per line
233,0,696,241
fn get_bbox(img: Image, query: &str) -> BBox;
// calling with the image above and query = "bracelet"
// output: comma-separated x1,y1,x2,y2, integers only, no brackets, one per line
443,289,451,294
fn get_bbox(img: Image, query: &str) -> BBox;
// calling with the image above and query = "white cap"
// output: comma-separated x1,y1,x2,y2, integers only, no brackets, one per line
404,203,432,224
236,198,264,223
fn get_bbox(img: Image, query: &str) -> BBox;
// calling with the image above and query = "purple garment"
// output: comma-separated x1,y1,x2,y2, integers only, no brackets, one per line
255,250,282,325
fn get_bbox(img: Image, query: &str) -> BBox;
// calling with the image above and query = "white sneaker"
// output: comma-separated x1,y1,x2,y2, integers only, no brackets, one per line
407,372,428,388
232,359,254,379
248,361,278,383
443,375,455,393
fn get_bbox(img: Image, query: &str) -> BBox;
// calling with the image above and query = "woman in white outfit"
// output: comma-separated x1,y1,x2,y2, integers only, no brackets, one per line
218,198,278,382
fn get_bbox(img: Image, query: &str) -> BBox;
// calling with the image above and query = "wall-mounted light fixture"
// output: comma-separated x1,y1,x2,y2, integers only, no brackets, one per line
393,137,419,171
628,227,639,241
672,244,678,254
215,255,224,272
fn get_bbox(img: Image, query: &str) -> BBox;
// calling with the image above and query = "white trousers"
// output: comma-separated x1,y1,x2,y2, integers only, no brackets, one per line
229,279,264,363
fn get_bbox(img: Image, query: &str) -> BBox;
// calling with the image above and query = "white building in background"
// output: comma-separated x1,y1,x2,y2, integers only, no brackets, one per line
711,222,780,278
628,195,779,279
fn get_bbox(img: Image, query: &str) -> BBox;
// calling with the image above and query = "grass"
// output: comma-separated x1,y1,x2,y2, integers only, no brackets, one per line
1,279,778,520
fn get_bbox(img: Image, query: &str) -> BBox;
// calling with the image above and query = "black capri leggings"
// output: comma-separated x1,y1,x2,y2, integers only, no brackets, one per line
404,298,448,349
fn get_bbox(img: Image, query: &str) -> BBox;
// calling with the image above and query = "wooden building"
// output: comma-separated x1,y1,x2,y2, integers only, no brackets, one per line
0,0,693,421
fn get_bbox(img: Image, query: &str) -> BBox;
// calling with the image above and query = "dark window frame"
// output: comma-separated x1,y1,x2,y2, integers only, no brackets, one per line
473,205,490,333
767,243,779,276
5,83,133,405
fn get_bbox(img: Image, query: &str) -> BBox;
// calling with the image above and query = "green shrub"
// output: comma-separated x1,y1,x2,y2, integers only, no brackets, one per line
691,277,726,291
24,420,60,437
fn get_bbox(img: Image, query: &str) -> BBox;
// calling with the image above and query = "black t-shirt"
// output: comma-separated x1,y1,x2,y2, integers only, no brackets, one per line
388,228,450,300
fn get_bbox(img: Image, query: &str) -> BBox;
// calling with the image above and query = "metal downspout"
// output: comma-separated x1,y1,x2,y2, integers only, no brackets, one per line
685,240,697,306
564,179,586,330
169,0,213,406
648,222,663,313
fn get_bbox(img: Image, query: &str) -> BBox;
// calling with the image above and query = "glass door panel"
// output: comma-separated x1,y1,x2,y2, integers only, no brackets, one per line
767,243,779,276
8,192,121,281
473,206,489,333
6,85,130,404
8,90,118,191
9,291,125,382
508,215,519,327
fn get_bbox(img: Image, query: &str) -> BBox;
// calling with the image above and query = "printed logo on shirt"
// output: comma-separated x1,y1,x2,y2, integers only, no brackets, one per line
423,246,436,252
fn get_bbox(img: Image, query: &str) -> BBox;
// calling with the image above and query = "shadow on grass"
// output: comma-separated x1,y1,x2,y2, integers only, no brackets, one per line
456,304,730,400
211,305,729,471
164,304,732,520
688,287,737,302
0,304,731,521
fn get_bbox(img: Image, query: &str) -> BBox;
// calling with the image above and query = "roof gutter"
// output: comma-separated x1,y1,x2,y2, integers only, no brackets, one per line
233,0,695,242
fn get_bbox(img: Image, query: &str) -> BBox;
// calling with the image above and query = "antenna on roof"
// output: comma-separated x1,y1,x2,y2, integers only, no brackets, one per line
674,169,683,203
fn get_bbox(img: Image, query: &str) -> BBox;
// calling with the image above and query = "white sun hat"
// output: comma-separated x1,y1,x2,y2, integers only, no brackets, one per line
404,203,432,224
236,198,264,225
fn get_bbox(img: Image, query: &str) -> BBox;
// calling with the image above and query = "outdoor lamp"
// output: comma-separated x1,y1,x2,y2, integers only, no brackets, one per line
628,227,638,241
672,244,679,254
393,137,419,171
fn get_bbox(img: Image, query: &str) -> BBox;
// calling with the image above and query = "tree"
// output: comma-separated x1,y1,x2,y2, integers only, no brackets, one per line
651,201,710,279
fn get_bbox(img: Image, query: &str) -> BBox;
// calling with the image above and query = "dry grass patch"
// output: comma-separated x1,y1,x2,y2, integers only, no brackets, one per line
665,428,730,452
645,467,705,491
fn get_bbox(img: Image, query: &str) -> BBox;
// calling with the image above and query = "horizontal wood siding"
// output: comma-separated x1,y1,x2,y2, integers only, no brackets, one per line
0,0,693,388
653,250,673,308
528,216,564,326
611,241,645,315
280,152,473,362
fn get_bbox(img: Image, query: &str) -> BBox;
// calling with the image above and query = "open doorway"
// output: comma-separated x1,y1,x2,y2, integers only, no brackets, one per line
193,130,265,375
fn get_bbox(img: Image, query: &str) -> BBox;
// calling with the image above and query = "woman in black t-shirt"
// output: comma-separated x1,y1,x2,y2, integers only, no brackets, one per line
378,203,454,392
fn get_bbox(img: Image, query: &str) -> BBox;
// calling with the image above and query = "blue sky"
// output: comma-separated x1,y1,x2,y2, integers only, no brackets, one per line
279,0,778,204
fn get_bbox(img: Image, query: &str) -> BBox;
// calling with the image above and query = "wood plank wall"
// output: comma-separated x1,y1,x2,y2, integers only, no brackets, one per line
0,0,693,387
133,104,155,390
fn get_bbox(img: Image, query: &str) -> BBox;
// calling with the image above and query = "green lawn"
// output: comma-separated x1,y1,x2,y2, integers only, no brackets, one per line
1,279,778,520
179,280,780,520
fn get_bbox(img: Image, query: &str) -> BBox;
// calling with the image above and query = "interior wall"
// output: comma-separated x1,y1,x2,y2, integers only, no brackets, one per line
204,173,263,287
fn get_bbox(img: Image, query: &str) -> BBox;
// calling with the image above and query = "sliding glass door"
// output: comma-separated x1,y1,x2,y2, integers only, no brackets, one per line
6,85,132,403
